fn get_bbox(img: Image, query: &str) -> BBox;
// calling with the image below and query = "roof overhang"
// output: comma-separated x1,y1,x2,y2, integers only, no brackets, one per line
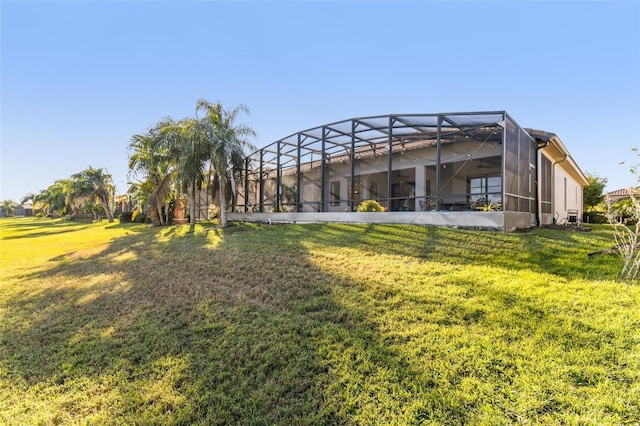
526,128,588,186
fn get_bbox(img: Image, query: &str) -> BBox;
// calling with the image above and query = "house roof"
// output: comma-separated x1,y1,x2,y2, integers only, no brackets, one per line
250,111,508,169
525,128,588,186
607,188,638,202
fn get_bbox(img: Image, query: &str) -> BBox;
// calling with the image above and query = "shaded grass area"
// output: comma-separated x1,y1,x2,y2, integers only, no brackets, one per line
0,217,639,424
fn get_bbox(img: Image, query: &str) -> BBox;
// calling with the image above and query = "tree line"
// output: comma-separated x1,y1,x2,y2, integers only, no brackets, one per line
17,167,116,222
9,99,255,227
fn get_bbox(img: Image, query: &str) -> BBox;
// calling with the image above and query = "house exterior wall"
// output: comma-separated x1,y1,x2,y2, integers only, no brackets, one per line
537,137,588,225
552,162,584,223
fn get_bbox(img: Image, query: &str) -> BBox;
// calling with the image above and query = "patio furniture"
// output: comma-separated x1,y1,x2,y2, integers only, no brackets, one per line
559,209,580,226
419,198,437,211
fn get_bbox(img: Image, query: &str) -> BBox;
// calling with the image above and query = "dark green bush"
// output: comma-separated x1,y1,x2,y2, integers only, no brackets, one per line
134,213,147,223
585,211,607,224
119,211,133,223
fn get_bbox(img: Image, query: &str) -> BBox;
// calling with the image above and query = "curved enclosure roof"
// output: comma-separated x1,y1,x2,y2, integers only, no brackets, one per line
247,111,586,185
249,111,509,170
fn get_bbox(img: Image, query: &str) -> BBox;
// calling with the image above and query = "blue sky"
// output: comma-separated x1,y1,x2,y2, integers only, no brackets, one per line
1,1,639,202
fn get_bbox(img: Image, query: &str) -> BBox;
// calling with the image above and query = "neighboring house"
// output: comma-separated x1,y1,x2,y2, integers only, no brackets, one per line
0,203,30,217
114,194,132,216
22,201,33,217
225,111,587,231
606,188,638,204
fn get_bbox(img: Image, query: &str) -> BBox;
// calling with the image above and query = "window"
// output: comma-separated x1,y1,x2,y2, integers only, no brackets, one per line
330,181,340,206
369,182,378,199
468,175,502,205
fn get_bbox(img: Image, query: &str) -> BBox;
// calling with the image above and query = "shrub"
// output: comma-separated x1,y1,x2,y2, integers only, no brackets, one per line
606,194,640,279
357,200,385,212
585,211,607,224
134,213,147,224
119,211,133,223
480,202,502,212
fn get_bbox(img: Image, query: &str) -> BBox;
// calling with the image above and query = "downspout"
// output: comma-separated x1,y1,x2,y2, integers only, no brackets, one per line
551,145,568,224
534,138,549,227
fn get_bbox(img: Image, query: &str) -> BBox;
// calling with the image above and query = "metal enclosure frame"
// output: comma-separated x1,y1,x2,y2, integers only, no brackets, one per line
232,111,554,230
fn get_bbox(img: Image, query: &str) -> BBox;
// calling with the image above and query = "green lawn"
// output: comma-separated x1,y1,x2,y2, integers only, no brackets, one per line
1,217,638,425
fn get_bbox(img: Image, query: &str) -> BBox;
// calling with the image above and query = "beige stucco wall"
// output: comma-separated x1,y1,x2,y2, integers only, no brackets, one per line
553,163,584,223
276,141,503,213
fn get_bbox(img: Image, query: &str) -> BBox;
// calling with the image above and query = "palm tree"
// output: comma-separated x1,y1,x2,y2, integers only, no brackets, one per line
20,193,35,205
33,180,73,217
196,99,256,228
33,189,52,215
20,193,35,216
71,167,116,222
0,200,17,217
129,130,161,223
129,119,179,225
160,118,210,226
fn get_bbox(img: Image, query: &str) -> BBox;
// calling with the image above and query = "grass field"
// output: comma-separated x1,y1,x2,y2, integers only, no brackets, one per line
1,217,639,425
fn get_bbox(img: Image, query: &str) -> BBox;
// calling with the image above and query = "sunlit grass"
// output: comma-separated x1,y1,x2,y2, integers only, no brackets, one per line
0,217,638,424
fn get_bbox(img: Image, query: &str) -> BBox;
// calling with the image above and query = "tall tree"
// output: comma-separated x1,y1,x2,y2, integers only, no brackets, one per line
33,180,73,217
584,173,608,210
20,193,35,205
0,200,17,217
129,119,179,225
161,118,209,226
71,167,116,222
196,99,255,228
33,189,52,215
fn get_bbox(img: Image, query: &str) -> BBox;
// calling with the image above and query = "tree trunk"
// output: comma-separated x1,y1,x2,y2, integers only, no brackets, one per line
207,163,212,218
162,203,171,225
100,197,115,223
218,171,227,228
156,201,164,225
190,182,196,226
229,170,236,213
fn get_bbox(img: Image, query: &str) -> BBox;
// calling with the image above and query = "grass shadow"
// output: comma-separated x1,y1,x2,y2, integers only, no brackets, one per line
1,222,637,424
2,225,419,423
0,219,94,240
